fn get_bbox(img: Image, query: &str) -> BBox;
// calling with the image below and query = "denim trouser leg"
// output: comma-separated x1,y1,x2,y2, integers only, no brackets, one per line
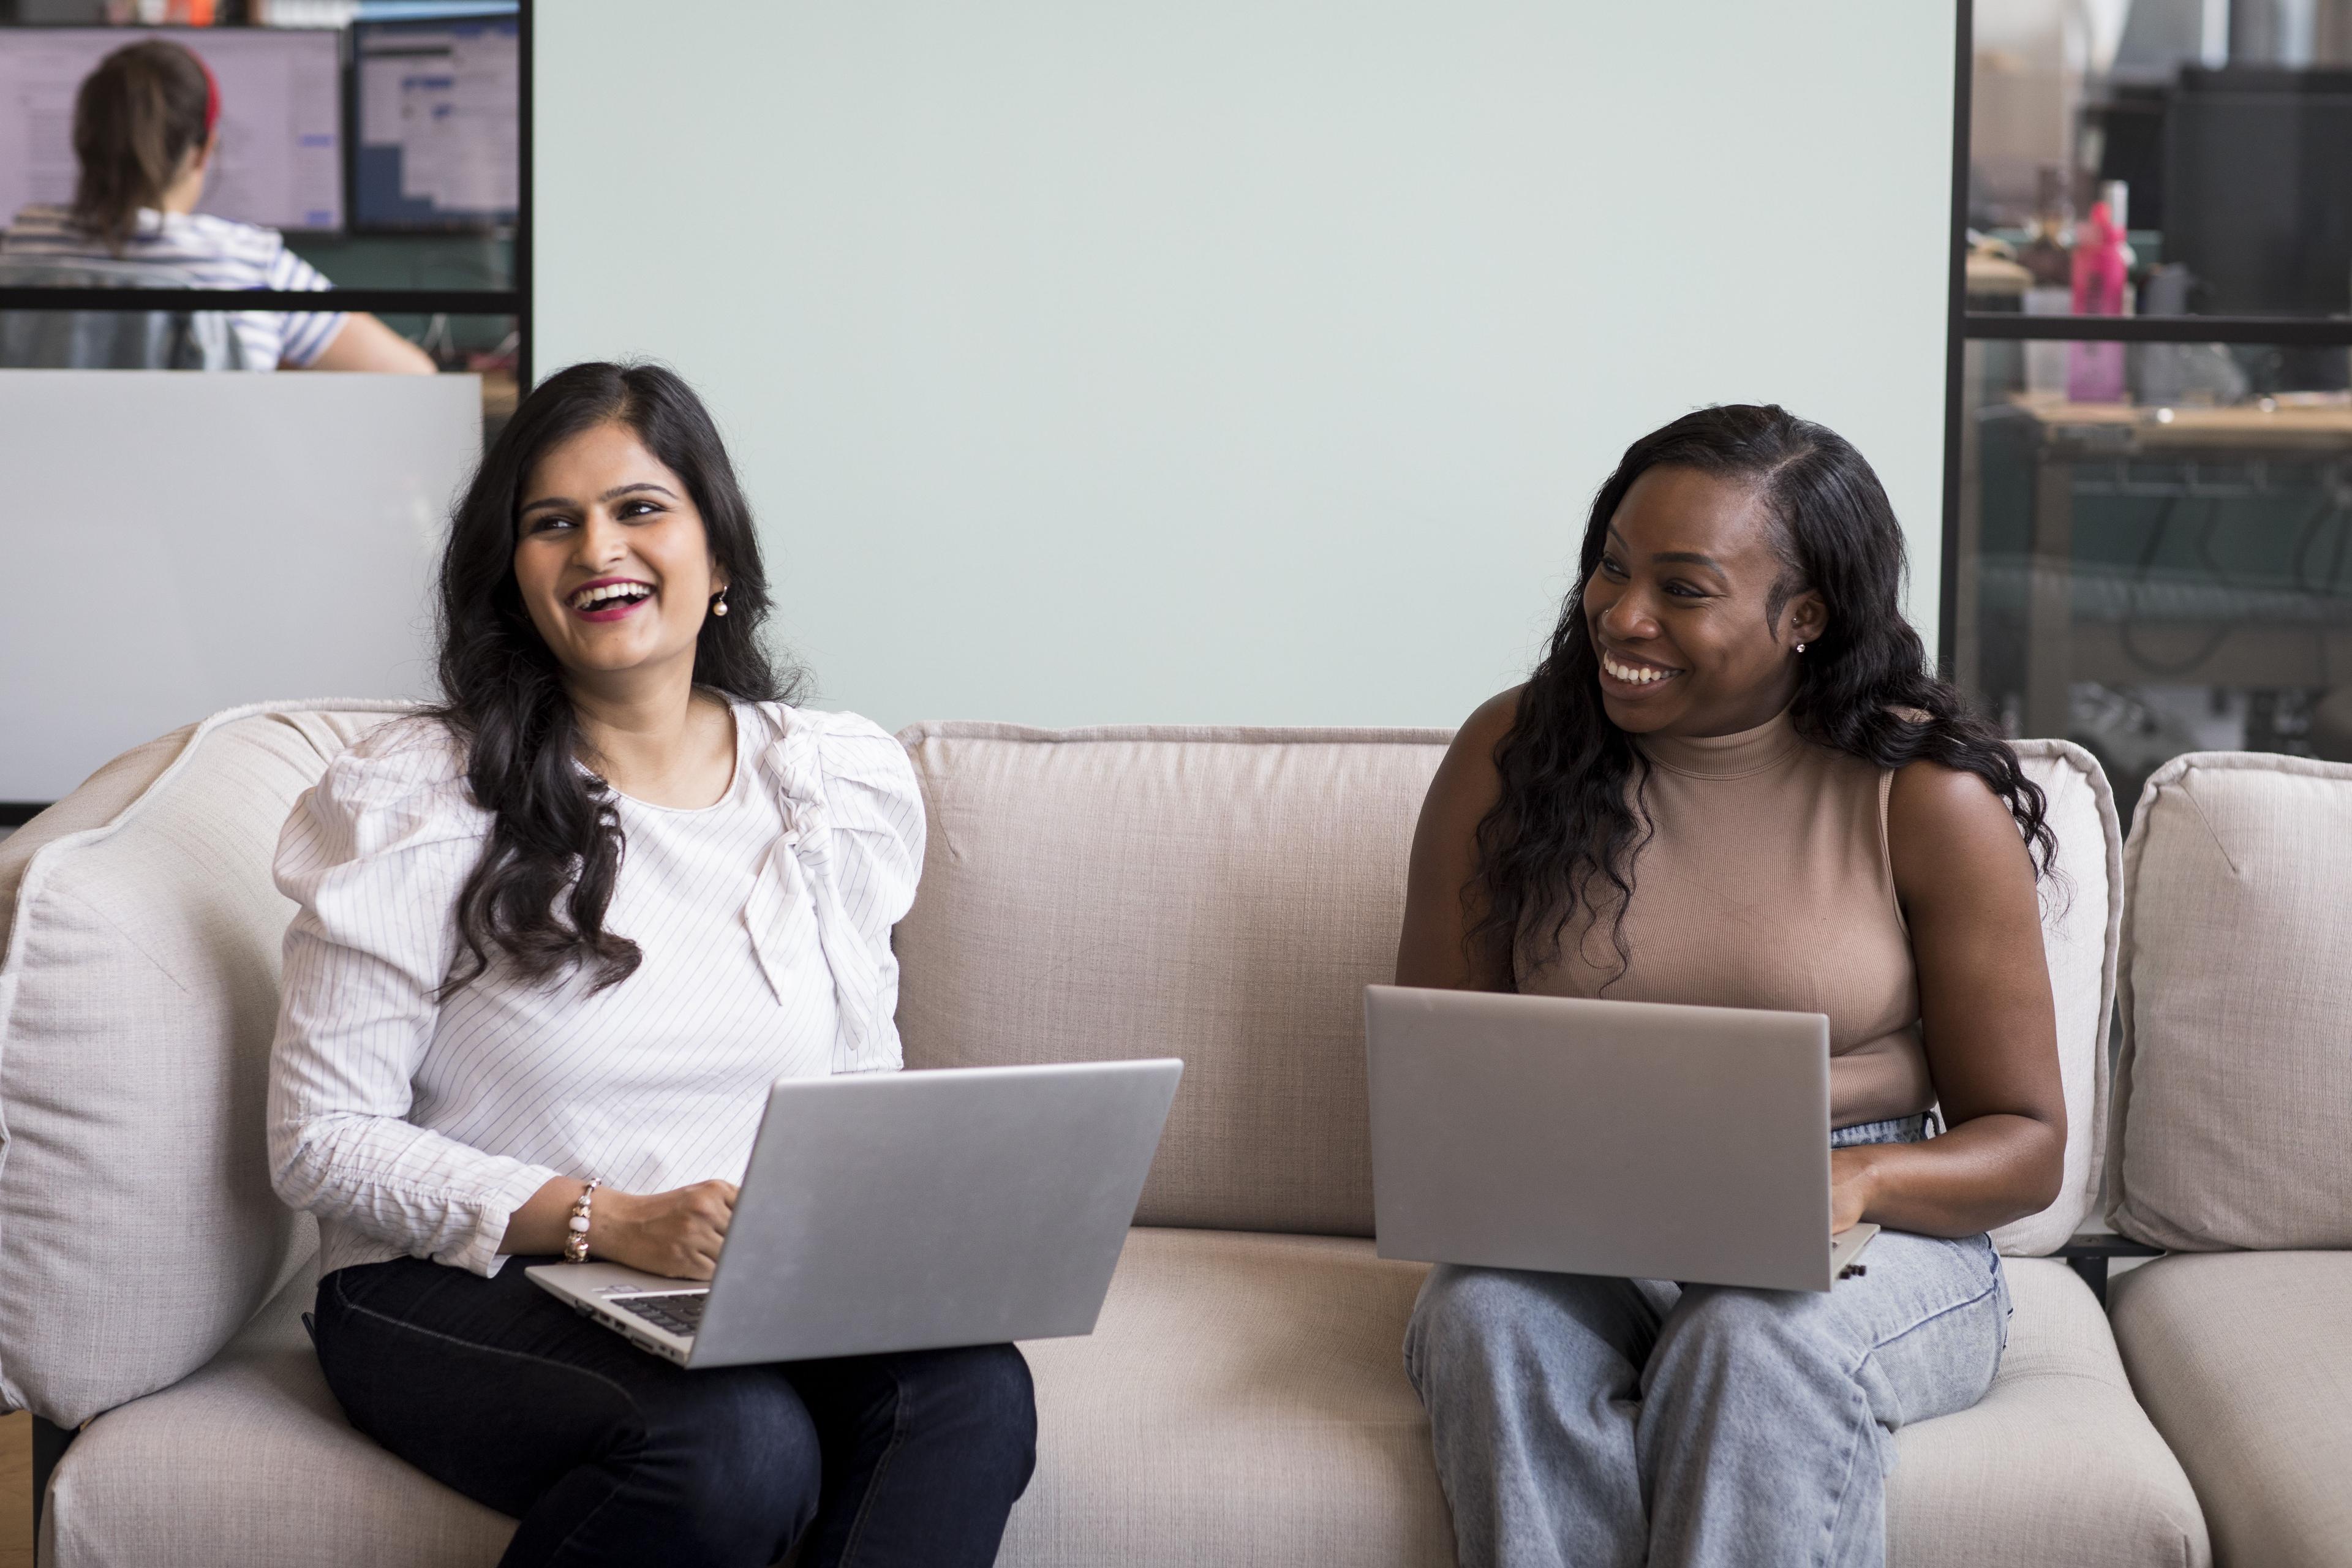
1404,1231,2010,1568
311,1256,1037,1568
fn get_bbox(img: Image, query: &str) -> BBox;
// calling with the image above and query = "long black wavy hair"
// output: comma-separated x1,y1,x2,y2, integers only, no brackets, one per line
1472,404,2054,982
431,361,802,995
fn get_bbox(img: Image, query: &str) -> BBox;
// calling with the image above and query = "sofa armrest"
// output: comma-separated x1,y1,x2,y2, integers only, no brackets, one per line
2052,1232,2166,1308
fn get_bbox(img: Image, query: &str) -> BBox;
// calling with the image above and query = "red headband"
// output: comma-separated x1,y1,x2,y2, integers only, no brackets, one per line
194,50,220,137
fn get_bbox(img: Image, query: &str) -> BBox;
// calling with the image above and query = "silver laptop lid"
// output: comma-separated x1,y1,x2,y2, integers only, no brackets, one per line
1365,985,1835,1292
688,1059,1182,1367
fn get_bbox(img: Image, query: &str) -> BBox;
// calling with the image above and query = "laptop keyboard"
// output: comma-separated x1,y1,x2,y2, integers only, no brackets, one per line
612,1291,707,1338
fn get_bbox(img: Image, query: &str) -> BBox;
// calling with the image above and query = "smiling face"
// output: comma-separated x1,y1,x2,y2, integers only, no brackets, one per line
1582,464,1826,738
511,420,724,692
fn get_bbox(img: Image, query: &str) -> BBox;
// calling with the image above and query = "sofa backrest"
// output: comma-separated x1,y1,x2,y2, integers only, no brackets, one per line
894,725,2121,1254
894,723,1450,1237
2105,751,2352,1251
0,702,405,1427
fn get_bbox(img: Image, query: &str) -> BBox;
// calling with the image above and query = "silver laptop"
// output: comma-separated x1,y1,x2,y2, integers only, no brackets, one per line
529,1060,1183,1367
1364,986,1876,1292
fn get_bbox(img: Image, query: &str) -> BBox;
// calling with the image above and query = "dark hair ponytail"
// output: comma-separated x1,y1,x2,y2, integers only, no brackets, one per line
1473,403,2055,980
431,361,802,995
71,40,213,252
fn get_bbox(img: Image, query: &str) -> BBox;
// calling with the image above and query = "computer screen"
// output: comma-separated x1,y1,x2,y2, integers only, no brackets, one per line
0,27,343,235
352,15,518,231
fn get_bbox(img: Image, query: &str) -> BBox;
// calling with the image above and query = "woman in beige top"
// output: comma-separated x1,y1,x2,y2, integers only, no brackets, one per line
1395,404,2065,1568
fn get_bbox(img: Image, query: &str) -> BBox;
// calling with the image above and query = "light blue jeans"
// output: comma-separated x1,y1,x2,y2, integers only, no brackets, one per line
1403,1118,2011,1568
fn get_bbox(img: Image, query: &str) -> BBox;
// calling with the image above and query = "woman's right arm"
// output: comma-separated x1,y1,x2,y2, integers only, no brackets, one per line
266,741,567,1275
1394,688,1523,992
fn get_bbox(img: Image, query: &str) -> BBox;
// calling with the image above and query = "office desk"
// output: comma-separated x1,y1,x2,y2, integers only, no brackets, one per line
1998,399,2352,737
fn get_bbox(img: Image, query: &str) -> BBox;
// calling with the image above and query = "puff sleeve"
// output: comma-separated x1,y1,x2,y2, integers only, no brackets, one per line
747,707,926,1074
264,722,563,1276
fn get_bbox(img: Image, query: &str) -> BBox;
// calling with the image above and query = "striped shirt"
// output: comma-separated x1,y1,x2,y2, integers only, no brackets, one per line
266,702,925,1279
0,203,346,369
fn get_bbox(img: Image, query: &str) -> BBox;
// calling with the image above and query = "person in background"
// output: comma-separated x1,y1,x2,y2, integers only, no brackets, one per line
0,37,432,372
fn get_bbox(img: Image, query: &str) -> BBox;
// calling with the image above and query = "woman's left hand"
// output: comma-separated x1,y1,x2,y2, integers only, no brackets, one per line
1830,1146,1877,1235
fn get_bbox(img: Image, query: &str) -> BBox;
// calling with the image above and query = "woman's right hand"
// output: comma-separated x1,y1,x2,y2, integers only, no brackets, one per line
591,1181,738,1280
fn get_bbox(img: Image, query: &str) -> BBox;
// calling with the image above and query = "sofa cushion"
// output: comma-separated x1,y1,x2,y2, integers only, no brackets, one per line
1009,1227,1452,1565
2105,752,2352,1250
894,724,1452,1235
0,702,407,1426
2109,1252,2352,1568
1992,741,2121,1256
1886,1258,2208,1568
894,725,2119,1254
1021,1242,2201,1568
43,1264,514,1568
48,1235,2205,1568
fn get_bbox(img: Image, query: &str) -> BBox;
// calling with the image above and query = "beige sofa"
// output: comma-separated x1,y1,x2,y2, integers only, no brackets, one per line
2099,753,2352,1568
0,704,2209,1566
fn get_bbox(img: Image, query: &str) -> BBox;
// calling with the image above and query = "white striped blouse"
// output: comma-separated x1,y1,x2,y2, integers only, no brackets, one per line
266,701,923,1280
0,203,347,369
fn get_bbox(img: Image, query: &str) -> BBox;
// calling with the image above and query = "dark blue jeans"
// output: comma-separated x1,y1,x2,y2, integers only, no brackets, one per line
312,1257,1036,1568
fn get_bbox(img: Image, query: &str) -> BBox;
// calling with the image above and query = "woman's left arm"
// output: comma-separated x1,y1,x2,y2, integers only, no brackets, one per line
1836,761,2068,1237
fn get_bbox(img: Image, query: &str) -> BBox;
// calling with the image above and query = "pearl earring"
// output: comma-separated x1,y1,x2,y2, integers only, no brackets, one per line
712,590,729,617
1795,641,1807,654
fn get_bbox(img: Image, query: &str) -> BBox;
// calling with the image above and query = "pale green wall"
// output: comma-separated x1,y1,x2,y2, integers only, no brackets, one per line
537,2,1954,731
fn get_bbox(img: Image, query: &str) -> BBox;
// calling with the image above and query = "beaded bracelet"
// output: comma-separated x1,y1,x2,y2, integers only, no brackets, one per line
562,1177,601,1264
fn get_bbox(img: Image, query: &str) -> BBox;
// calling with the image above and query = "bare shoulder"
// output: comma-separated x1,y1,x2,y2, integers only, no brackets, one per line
1398,687,1526,989
1423,686,1523,818
1888,756,2016,831
1886,756,2035,893
1447,686,1525,774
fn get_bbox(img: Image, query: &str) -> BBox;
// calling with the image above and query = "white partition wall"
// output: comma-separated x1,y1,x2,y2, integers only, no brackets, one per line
537,2,1956,730
0,371,480,802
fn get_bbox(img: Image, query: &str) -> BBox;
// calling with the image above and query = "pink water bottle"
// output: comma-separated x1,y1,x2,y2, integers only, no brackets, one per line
2068,183,2133,403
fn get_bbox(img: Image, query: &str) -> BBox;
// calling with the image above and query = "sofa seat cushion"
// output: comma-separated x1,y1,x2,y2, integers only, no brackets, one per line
44,1267,513,1568
46,1239,2206,1568
1887,1257,2208,1567
1011,1236,2211,1568
2109,1252,2352,1568
1009,1226,1453,1566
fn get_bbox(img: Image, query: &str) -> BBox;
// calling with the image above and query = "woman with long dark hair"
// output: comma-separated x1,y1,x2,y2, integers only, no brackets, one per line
0,37,429,371
1395,405,2064,1567
266,363,1033,1567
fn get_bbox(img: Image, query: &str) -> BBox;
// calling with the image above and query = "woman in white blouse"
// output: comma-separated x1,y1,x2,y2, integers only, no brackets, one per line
266,362,1033,1568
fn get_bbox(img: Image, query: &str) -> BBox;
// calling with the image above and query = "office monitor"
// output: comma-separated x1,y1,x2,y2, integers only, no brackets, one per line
351,15,519,232
0,27,343,235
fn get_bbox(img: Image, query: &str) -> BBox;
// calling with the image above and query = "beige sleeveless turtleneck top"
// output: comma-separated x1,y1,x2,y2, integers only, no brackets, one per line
1517,706,1934,1129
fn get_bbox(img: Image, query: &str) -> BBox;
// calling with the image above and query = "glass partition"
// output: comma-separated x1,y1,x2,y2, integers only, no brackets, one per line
1954,336,2352,816
0,2,526,414
1957,1,2352,820
1968,5,2352,326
